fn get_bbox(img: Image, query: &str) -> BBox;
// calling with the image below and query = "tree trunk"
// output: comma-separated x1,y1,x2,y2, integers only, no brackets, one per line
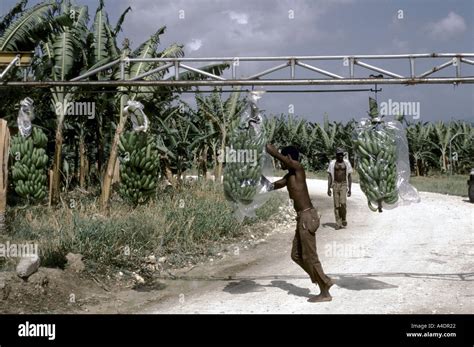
84,157,89,188
200,145,208,179
441,151,447,172
51,115,65,205
419,159,425,176
0,120,10,233
96,111,104,175
212,146,218,181
198,145,208,179
79,131,87,189
112,157,120,185
161,156,175,186
215,132,226,182
100,95,128,213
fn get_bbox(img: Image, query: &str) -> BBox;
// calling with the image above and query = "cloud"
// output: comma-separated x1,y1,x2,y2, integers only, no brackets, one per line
392,38,409,52
224,11,248,25
425,12,467,40
187,39,202,52
110,0,473,122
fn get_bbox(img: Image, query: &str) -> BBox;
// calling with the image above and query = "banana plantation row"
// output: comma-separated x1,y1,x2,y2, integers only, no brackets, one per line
1,0,473,211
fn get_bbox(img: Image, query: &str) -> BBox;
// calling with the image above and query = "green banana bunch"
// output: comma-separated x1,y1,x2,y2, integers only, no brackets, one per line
223,112,266,205
118,131,160,205
10,127,49,202
353,125,399,212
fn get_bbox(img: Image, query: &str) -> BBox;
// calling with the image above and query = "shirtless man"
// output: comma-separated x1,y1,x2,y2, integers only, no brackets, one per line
327,148,353,230
264,144,334,302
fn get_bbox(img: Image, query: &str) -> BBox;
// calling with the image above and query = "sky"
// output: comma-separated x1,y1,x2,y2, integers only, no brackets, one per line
1,0,474,123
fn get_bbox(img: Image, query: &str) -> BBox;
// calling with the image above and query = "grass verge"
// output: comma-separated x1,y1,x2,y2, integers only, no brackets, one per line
275,169,468,197
409,174,468,197
0,179,283,274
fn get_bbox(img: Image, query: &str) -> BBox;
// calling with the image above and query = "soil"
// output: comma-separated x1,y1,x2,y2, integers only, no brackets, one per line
0,179,472,314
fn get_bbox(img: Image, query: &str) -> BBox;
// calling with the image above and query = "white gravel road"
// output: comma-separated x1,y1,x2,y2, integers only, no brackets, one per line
146,179,473,314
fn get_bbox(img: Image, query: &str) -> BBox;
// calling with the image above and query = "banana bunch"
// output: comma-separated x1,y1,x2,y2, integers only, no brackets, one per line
353,126,399,212
118,131,159,205
10,127,49,201
223,117,266,205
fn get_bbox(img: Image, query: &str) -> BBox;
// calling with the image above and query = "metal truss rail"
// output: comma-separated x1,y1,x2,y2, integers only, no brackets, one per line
1,53,473,87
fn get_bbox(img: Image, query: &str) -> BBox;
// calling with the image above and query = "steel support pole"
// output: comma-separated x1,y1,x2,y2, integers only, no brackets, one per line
2,77,474,88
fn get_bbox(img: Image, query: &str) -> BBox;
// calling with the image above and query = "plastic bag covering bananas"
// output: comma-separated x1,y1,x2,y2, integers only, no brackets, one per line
353,97,398,212
17,97,35,137
125,100,149,133
118,102,159,205
223,91,266,205
10,126,49,201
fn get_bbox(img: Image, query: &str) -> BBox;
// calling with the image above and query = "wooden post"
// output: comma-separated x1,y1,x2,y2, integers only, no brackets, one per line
51,94,66,205
0,119,10,233
79,132,87,189
48,169,53,207
112,157,120,185
100,95,128,213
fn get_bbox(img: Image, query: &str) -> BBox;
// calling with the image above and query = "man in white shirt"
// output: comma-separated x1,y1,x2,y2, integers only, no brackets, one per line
327,148,352,230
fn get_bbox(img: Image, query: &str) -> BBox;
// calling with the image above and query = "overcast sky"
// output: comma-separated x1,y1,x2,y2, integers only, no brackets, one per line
2,0,474,123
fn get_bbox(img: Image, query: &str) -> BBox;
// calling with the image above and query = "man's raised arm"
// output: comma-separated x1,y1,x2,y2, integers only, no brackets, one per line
261,174,287,191
265,143,301,171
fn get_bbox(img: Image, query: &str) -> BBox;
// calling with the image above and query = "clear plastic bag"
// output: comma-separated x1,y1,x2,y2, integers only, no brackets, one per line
353,98,420,212
223,91,275,221
17,97,35,137
392,120,421,206
124,100,149,132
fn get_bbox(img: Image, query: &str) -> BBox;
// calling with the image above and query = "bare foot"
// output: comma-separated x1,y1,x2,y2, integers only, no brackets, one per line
324,278,335,291
307,294,332,303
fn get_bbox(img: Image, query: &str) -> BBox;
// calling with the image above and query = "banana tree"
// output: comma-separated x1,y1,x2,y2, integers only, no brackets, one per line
37,1,89,204
449,121,474,173
0,0,71,51
432,121,455,173
0,0,28,35
195,88,244,181
99,24,230,210
263,115,279,143
307,114,337,169
406,122,437,176
186,103,219,179
0,0,71,128
155,106,216,182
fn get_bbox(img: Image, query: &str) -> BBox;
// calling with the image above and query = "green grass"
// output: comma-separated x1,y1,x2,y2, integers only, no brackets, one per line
409,174,469,197
0,180,283,273
275,169,468,197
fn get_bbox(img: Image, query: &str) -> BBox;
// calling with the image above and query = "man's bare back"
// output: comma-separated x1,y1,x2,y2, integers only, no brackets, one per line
264,144,333,302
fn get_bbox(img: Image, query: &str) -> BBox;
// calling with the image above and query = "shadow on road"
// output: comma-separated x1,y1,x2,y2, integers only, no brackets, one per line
269,280,312,298
162,272,474,288
335,275,398,291
223,280,266,294
223,279,312,298
322,222,338,230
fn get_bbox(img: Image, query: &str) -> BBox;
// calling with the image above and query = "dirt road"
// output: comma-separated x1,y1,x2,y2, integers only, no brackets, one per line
143,179,473,314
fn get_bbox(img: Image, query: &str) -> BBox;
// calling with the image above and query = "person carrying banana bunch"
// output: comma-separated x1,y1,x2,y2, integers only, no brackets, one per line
327,148,353,230
263,143,334,302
